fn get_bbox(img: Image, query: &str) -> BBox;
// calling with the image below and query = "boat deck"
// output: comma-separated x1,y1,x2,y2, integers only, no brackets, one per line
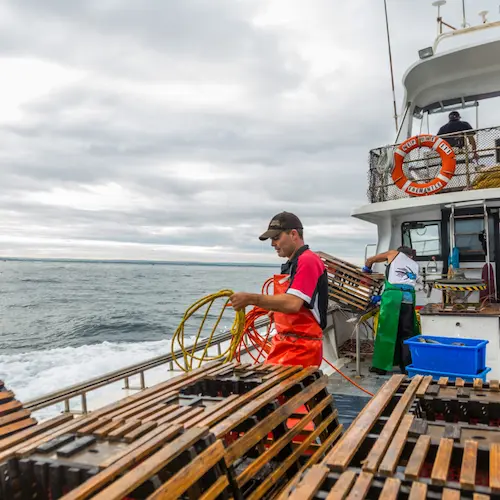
327,357,391,428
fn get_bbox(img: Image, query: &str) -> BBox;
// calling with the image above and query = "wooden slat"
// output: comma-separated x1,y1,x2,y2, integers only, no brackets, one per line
287,465,329,500
473,379,483,390
99,424,180,469
224,375,328,466
431,438,454,485
89,427,208,500
211,367,318,437
0,409,31,427
0,400,22,416
324,470,357,500
405,435,431,480
198,476,230,500
438,377,449,387
108,391,178,421
146,440,226,500
247,414,341,500
378,414,414,475
460,440,478,490
0,391,14,403
345,472,373,500
184,394,239,428
455,378,465,387
378,477,401,500
237,396,333,487
60,424,183,500
93,419,125,438
196,366,305,430
490,380,500,392
0,414,73,452
473,494,491,500
145,405,191,425
362,376,422,473
141,404,179,423
123,421,157,443
442,488,461,500
76,418,112,435
168,407,204,426
490,442,500,492
408,481,427,500
324,375,405,471
128,403,168,422
0,418,37,438
107,420,142,440
416,375,433,397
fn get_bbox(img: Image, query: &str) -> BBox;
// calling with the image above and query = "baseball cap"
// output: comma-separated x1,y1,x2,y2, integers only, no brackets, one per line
259,212,303,241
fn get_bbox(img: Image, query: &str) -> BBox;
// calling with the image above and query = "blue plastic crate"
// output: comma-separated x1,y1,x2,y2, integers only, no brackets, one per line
404,335,488,375
406,364,491,383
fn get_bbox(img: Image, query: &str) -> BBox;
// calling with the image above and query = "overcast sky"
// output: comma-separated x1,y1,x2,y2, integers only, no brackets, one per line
1,0,499,264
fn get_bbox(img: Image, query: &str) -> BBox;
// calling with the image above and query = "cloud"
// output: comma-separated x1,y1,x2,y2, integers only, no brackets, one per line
1,0,497,263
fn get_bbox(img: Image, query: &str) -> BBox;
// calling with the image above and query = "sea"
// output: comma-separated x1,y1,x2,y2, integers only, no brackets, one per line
0,259,275,418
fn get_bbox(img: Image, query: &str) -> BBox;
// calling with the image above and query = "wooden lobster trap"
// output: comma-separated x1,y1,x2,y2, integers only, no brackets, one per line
283,374,500,500
0,362,343,500
316,252,384,312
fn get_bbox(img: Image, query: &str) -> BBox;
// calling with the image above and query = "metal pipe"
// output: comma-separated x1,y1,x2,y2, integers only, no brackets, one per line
81,393,88,415
140,371,145,390
64,399,70,413
124,377,129,389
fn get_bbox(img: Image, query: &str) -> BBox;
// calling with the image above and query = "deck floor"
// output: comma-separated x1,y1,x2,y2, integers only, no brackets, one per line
327,357,393,429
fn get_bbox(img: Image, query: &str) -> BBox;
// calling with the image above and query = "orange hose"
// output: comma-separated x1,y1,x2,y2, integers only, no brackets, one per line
238,278,374,397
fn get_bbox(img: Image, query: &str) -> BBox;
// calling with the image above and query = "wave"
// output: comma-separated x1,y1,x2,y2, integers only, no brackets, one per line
20,278,62,284
0,338,199,421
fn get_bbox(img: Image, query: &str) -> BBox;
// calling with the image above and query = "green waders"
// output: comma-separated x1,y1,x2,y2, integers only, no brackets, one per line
372,281,421,372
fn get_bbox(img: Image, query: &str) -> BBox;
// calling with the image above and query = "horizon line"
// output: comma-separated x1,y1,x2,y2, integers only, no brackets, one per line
0,256,277,268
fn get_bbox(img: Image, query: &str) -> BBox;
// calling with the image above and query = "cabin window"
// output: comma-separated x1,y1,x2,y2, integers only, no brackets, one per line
454,217,494,258
401,221,441,258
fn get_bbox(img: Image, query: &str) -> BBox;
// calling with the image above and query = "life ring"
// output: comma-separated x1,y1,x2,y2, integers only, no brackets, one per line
392,134,456,196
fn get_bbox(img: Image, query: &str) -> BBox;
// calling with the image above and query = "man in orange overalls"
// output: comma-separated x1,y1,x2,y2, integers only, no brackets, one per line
230,212,329,367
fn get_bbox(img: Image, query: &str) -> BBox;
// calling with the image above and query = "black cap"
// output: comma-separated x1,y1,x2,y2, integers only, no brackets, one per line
449,111,460,121
259,212,303,241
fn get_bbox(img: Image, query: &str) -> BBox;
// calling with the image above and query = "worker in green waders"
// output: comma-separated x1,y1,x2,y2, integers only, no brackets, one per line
362,246,421,375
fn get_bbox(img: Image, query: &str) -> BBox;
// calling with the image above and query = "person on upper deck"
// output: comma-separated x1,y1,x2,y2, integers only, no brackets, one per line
437,111,478,160
362,246,421,375
230,212,329,368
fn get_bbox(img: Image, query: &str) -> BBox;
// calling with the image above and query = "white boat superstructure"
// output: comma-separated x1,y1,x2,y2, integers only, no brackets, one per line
352,2,500,379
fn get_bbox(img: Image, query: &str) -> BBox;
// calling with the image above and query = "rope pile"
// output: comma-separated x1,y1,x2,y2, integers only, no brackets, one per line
170,278,374,397
472,165,500,190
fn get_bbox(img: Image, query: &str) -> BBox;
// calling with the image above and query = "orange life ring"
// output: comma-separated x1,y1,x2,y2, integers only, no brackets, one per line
392,134,456,196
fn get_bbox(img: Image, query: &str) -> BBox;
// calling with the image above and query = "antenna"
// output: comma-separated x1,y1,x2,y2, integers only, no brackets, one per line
461,0,468,28
383,0,398,133
432,0,447,34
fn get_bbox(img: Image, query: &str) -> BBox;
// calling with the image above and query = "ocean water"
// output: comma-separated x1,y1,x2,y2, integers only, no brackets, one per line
0,260,275,412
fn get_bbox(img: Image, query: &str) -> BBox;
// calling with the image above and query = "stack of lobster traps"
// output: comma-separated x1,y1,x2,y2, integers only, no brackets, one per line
316,252,384,312
0,381,37,441
0,361,343,499
283,374,500,499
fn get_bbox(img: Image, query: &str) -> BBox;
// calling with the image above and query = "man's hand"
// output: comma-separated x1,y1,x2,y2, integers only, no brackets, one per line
230,292,254,311
473,151,479,162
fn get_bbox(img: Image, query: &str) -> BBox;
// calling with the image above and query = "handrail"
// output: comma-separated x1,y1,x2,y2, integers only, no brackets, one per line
25,316,271,413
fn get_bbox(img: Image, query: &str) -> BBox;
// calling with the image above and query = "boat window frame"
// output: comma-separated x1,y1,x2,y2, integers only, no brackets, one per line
401,220,442,261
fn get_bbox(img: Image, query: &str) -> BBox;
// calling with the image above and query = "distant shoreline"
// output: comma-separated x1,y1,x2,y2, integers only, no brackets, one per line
0,257,276,268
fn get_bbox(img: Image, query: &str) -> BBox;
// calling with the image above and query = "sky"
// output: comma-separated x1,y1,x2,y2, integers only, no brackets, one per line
1,0,499,264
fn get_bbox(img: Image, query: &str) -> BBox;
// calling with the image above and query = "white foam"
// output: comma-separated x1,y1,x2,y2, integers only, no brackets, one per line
0,338,198,421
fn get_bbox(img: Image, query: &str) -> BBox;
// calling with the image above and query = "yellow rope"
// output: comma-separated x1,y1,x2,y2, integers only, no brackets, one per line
472,166,500,190
170,289,246,372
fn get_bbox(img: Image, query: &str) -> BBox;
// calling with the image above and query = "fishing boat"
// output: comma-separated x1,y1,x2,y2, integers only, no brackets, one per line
352,1,500,381
2,2,500,498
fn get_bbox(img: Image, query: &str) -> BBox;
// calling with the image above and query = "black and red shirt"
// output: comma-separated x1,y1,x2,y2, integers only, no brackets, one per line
281,245,329,328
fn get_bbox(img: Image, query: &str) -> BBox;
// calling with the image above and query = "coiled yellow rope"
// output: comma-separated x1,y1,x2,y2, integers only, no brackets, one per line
170,290,246,372
472,166,500,190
